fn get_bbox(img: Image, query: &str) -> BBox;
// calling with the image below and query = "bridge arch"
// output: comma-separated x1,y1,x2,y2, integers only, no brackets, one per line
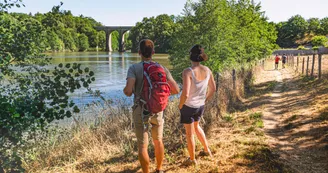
95,26,133,52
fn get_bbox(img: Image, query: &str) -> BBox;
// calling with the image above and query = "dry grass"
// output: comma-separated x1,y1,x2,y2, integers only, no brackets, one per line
292,54,328,78
24,65,293,173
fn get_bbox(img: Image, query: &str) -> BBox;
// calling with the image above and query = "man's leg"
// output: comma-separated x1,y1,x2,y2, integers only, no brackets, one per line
153,139,164,170
134,105,150,173
138,135,150,173
150,112,165,171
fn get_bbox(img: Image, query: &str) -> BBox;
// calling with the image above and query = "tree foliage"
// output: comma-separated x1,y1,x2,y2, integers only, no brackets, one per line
129,14,176,53
169,0,277,80
5,3,122,52
311,35,328,47
0,4,95,172
77,33,90,51
276,15,308,48
308,18,321,34
320,17,328,35
111,31,120,51
276,15,328,48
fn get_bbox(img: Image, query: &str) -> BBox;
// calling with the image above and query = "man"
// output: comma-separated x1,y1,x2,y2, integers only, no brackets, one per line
123,39,180,173
275,54,280,70
282,54,287,68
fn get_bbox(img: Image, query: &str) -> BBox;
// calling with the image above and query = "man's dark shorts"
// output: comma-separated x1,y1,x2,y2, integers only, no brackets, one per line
282,60,286,64
180,105,205,124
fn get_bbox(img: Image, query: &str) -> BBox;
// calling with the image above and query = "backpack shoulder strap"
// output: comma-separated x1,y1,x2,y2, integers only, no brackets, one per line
138,61,145,96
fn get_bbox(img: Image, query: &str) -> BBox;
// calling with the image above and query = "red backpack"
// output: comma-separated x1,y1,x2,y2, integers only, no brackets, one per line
141,61,171,114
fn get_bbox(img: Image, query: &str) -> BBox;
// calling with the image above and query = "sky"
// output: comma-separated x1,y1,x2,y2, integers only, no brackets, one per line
9,0,328,26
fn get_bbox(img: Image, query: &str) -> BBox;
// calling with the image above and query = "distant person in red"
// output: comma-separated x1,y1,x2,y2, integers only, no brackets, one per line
275,55,280,70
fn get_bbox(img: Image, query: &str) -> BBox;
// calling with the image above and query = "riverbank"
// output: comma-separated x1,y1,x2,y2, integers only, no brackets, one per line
23,58,328,172
23,63,256,172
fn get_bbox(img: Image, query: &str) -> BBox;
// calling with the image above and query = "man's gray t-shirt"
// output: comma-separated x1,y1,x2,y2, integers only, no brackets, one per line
126,61,173,101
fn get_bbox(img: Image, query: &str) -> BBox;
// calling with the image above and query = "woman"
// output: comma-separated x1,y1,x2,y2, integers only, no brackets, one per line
179,44,216,166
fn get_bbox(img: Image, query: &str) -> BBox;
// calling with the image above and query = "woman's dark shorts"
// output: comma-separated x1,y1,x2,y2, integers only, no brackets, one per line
180,105,205,124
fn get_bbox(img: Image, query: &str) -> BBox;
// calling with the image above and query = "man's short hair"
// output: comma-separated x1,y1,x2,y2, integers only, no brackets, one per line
139,39,154,58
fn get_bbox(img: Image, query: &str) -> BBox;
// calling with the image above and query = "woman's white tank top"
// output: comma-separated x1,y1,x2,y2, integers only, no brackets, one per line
184,67,210,108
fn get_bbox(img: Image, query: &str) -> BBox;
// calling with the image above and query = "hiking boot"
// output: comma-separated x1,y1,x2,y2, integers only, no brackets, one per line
182,158,197,166
199,150,213,157
155,170,164,173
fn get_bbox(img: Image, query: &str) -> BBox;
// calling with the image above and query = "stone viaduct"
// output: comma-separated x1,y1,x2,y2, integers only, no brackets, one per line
95,26,133,52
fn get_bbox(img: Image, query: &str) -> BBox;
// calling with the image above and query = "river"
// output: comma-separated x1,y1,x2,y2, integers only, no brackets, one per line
48,52,171,107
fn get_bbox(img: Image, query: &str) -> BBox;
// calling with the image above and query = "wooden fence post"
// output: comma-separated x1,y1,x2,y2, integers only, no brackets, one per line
297,56,299,72
311,54,315,77
262,59,264,69
232,69,236,91
302,57,305,74
306,56,310,76
216,72,220,92
290,55,292,66
318,54,322,79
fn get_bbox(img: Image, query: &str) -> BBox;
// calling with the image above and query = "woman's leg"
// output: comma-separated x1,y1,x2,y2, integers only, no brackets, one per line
184,123,196,160
194,121,210,153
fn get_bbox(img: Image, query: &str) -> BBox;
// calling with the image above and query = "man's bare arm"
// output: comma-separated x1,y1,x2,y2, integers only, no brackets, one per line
123,78,136,97
168,79,180,95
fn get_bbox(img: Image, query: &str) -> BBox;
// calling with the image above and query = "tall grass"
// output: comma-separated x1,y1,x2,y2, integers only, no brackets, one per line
24,67,255,172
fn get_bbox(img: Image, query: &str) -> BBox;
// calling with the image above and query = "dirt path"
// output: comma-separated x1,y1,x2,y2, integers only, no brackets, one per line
258,64,328,173
262,69,283,132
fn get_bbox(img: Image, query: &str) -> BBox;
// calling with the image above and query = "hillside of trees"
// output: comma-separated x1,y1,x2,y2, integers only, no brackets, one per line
6,3,130,52
276,15,328,48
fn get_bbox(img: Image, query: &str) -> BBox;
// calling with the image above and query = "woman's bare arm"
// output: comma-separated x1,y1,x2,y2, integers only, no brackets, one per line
206,71,216,102
179,69,191,109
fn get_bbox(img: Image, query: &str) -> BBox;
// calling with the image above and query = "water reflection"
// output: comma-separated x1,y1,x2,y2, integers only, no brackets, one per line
49,52,170,106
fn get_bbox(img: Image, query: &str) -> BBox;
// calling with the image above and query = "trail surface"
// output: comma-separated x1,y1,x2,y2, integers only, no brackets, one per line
258,64,328,173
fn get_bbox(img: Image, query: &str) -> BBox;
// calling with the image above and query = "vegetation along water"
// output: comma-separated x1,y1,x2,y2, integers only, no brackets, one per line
1,0,328,172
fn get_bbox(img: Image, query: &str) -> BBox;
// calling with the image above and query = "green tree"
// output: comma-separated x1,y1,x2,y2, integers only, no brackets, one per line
111,31,120,51
169,0,277,80
308,18,321,34
62,28,77,51
0,4,95,172
9,2,106,52
129,14,176,53
320,17,328,35
77,33,89,51
276,15,308,48
124,31,132,50
46,30,64,51
311,35,328,47
98,31,106,50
